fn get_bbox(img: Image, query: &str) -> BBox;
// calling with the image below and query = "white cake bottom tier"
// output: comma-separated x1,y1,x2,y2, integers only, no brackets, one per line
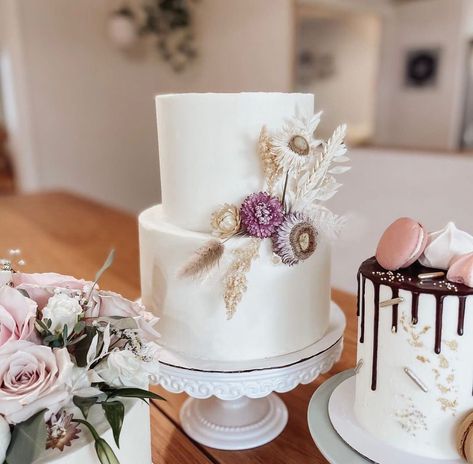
139,205,331,361
354,277,473,459
34,399,151,464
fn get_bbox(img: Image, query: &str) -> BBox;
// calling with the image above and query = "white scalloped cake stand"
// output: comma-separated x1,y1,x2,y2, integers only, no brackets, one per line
157,302,345,450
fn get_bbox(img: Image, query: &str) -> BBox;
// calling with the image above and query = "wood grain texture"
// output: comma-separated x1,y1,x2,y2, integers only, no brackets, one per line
0,192,358,464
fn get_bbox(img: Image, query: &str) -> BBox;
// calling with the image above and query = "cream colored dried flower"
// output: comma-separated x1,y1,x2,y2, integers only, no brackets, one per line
211,204,241,239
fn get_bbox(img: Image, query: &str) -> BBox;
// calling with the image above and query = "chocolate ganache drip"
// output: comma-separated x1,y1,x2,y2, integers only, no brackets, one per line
358,257,473,391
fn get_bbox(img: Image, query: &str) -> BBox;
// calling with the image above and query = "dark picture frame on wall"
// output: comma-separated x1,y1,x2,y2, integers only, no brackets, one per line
404,47,441,88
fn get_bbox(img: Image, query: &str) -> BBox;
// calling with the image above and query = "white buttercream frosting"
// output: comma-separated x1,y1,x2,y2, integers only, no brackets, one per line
418,222,473,269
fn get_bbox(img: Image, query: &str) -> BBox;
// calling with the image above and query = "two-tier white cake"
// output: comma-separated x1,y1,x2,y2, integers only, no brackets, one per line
140,92,348,362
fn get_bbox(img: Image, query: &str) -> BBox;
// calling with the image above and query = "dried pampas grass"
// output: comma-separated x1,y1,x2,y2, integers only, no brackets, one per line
179,239,225,279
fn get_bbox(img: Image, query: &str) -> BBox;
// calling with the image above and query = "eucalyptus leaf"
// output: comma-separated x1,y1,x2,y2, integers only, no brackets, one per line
73,320,86,334
73,395,99,419
73,325,98,367
95,438,120,464
96,317,139,331
73,419,120,464
5,410,47,464
102,401,124,448
108,388,165,401
16,288,30,299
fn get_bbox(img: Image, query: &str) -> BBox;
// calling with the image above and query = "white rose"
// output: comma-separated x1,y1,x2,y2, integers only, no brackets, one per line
0,415,10,463
94,349,153,389
42,292,83,333
0,341,73,424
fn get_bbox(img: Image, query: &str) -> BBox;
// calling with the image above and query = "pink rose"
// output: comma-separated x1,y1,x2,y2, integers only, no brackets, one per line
87,290,160,342
12,272,92,309
0,285,36,346
0,341,73,424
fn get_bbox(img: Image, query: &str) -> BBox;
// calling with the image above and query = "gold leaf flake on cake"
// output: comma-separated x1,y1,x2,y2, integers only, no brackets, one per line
223,238,261,319
437,384,451,394
444,340,458,351
416,355,430,364
400,313,431,348
439,355,449,369
447,374,455,384
437,398,458,415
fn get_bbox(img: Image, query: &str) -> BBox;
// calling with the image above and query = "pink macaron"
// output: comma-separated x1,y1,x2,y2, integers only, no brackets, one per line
376,217,428,271
447,252,473,287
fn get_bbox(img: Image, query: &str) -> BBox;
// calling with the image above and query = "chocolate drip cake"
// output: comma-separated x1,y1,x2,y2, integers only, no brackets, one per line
354,219,473,460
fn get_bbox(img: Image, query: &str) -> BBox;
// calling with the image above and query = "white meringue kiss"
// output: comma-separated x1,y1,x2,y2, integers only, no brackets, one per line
419,222,473,270
447,252,473,287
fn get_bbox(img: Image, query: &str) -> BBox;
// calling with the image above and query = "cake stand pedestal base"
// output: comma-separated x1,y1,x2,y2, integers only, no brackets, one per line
157,302,345,450
180,394,288,450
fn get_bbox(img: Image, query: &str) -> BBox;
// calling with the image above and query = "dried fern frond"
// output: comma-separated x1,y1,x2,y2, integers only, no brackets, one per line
223,238,260,320
293,124,348,211
258,126,281,194
179,239,225,279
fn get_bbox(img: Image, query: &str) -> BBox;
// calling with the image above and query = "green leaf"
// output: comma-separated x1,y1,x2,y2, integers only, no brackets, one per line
73,419,120,464
108,388,165,401
96,317,138,331
102,401,124,448
95,438,120,464
73,395,99,419
73,320,86,334
17,288,30,298
5,410,47,464
73,325,98,367
62,324,68,344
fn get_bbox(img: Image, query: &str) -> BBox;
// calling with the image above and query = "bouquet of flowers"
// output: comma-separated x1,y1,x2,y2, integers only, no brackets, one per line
0,251,161,464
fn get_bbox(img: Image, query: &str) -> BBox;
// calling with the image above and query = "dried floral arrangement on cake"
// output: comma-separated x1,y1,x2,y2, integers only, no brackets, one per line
180,112,349,319
0,251,161,464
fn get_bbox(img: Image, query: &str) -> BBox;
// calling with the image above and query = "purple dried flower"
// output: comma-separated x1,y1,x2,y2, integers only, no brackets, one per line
272,212,318,265
240,192,284,238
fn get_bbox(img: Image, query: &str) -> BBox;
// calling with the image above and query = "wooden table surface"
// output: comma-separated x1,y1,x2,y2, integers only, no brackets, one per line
0,192,357,464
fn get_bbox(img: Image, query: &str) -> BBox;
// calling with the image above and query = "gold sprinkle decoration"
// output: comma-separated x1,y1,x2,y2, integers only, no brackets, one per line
355,359,364,374
418,271,445,280
416,355,430,364
223,238,261,320
380,297,404,308
404,367,428,393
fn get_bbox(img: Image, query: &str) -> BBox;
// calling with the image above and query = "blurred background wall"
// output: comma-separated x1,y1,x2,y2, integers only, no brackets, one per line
0,0,294,211
1,0,473,291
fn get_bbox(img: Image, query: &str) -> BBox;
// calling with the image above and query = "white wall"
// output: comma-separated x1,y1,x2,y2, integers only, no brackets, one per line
374,0,472,151
330,147,473,293
0,0,294,212
296,13,381,142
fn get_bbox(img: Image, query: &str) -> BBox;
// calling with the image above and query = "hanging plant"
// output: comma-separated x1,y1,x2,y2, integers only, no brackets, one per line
109,0,198,72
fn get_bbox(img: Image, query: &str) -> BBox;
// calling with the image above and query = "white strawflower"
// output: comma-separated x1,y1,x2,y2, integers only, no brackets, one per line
271,112,322,174
42,292,83,334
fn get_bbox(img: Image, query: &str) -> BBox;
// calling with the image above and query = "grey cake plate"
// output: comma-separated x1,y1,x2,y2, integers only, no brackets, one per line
308,369,372,463
308,370,463,464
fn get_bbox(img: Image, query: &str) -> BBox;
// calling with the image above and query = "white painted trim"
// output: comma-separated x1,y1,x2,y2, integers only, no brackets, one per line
0,0,40,191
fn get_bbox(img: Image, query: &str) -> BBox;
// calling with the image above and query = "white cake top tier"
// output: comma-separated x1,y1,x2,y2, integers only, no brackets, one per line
156,92,314,231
